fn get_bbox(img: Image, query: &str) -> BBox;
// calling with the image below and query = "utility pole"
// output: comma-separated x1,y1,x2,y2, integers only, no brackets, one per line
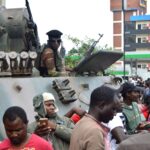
122,0,126,79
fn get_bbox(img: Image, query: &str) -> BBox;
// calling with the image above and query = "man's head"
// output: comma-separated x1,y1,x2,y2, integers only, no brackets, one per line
120,82,141,102
47,29,63,51
3,106,28,146
42,92,58,117
89,85,121,123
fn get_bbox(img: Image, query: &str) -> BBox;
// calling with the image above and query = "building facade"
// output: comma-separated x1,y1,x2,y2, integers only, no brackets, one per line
110,0,150,77
110,0,147,51
125,15,150,70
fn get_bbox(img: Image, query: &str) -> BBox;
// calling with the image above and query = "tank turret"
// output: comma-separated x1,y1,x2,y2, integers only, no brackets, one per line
0,0,40,76
0,6,40,52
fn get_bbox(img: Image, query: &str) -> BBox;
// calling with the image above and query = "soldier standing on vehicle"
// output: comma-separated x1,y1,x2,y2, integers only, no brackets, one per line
39,29,67,76
28,92,74,150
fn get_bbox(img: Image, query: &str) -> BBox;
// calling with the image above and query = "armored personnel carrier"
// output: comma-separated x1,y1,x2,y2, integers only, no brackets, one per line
0,0,123,139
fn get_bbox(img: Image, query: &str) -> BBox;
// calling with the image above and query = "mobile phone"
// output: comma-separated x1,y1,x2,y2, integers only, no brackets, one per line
39,118,48,126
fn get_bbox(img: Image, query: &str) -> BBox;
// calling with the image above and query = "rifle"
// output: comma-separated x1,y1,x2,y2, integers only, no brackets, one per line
25,0,40,51
85,34,103,57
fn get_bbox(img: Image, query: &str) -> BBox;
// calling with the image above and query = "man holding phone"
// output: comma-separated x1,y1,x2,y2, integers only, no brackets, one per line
28,92,74,150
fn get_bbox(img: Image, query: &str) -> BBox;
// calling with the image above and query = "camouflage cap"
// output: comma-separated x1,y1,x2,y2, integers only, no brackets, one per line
46,30,63,39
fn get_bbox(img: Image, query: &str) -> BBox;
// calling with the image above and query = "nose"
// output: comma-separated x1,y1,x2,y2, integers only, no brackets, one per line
10,131,18,138
49,104,55,110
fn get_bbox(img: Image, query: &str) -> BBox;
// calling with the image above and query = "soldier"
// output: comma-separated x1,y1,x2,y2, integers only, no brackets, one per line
28,92,74,150
39,29,66,76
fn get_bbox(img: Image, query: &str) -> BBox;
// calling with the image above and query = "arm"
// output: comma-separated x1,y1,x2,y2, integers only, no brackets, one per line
42,48,55,71
55,117,74,142
111,127,129,143
65,107,86,118
29,117,74,142
65,107,86,123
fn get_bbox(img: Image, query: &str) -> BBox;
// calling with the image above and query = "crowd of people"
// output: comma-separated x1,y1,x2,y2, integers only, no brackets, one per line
1,77,150,149
1,29,150,149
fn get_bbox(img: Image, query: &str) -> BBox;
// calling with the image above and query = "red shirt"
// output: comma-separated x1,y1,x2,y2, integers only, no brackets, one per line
0,134,53,150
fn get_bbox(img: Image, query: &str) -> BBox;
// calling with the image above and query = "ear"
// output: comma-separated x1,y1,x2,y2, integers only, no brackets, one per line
97,101,106,110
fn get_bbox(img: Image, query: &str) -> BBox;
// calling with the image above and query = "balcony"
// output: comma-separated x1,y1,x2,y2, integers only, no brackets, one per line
125,29,150,35
125,42,150,50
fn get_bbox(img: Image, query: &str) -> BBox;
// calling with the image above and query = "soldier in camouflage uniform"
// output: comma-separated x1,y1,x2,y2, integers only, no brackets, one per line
39,30,65,76
28,92,74,150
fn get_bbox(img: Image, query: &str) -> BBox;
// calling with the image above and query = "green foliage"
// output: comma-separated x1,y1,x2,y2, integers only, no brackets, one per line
65,35,113,68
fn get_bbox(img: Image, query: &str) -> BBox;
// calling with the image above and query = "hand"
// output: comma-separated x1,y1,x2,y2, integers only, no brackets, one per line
65,107,86,118
137,122,150,130
34,122,51,136
48,121,57,131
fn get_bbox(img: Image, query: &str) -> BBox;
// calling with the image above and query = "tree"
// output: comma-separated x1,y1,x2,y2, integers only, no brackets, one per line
65,35,113,68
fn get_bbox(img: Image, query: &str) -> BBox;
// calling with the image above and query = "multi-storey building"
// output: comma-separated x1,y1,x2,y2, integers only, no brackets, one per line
110,0,150,77
110,0,147,51
125,15,150,52
125,15,150,71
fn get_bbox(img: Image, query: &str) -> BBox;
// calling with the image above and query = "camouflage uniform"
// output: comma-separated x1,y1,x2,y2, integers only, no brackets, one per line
39,45,64,76
28,114,74,150
39,29,65,76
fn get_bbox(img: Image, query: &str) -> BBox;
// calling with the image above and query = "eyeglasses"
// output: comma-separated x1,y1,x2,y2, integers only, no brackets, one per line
49,39,61,43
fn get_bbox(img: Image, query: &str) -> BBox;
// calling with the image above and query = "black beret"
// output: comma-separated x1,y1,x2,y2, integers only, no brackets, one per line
46,30,63,38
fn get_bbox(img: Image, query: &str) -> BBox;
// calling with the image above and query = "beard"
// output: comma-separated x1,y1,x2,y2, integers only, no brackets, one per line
10,138,22,145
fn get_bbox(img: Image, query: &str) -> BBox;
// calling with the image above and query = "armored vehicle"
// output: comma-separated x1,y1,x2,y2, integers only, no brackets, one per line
0,0,123,139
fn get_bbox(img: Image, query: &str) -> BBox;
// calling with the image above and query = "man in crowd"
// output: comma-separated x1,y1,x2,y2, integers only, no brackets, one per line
121,82,150,134
106,82,150,149
69,85,121,150
28,92,74,150
0,106,53,149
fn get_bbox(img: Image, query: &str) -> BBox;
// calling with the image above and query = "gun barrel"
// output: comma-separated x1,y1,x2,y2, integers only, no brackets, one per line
85,33,103,57
25,0,34,22
97,34,103,42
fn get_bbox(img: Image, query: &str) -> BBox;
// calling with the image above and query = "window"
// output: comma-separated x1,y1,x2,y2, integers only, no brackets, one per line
137,38,141,43
140,0,146,7
142,24,148,29
137,64,141,68
137,37,148,43
137,24,141,30
141,64,147,69
137,24,148,30
141,37,147,43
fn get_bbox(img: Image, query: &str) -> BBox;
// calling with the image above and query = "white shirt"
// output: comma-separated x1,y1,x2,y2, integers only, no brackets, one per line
106,113,125,150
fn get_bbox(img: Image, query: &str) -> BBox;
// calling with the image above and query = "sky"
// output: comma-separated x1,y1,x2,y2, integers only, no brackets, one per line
5,0,150,50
